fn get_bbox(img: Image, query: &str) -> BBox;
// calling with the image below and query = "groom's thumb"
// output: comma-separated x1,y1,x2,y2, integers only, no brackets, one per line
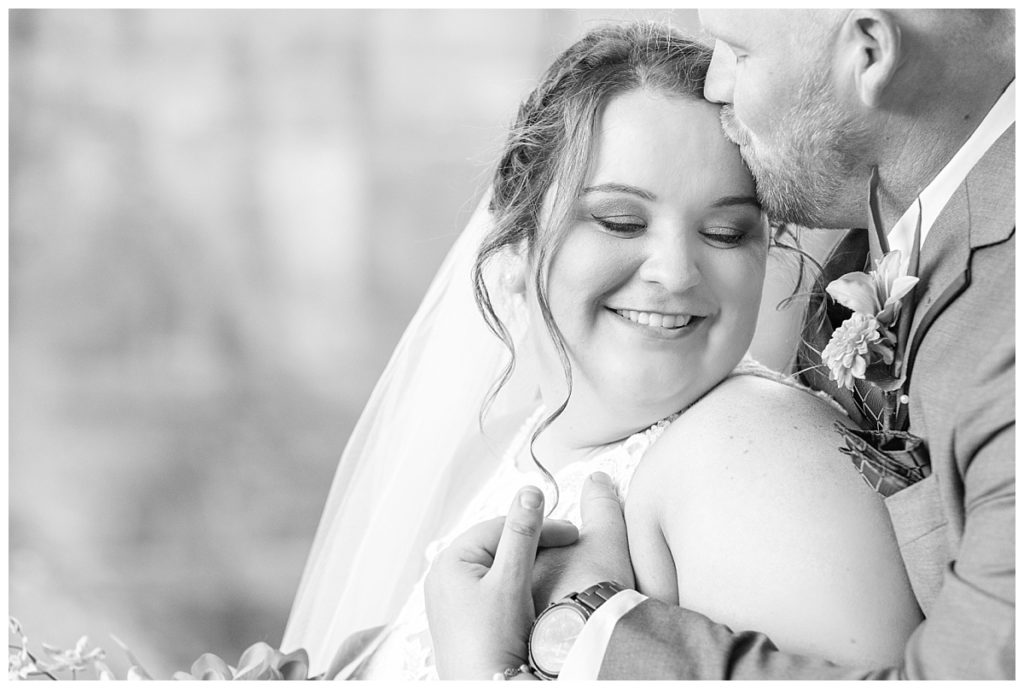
578,472,634,590
580,472,626,538
490,486,546,584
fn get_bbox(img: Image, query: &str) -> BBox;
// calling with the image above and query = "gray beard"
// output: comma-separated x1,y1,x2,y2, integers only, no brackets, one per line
718,76,869,229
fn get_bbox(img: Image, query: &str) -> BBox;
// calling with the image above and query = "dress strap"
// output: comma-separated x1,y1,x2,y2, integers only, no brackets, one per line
733,354,848,416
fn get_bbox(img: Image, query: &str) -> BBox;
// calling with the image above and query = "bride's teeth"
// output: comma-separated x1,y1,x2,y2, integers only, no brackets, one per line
615,309,693,329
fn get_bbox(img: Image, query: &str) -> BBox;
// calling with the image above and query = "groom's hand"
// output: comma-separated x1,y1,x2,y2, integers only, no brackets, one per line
531,472,636,611
424,486,578,680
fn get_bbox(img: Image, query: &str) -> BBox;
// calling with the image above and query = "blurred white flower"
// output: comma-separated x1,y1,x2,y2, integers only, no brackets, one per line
39,635,106,676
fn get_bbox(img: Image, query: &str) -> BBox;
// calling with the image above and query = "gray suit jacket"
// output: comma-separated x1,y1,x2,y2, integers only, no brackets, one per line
598,126,1015,679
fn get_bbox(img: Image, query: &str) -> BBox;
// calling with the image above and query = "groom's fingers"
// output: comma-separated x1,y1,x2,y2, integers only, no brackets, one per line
538,518,579,548
489,486,546,584
577,472,635,589
444,516,506,569
440,505,577,573
579,472,627,540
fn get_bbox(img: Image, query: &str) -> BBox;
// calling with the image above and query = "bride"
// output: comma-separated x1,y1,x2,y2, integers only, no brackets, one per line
282,22,922,680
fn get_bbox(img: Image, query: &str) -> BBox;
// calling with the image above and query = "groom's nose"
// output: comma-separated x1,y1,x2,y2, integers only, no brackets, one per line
704,40,736,105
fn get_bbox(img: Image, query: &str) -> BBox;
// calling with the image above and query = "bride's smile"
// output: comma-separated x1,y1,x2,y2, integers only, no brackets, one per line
609,307,701,331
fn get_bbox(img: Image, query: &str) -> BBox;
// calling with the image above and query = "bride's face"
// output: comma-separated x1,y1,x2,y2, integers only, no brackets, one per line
526,88,768,446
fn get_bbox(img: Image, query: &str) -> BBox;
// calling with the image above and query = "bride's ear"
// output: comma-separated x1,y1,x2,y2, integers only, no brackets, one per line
490,237,531,342
502,238,530,298
841,10,902,109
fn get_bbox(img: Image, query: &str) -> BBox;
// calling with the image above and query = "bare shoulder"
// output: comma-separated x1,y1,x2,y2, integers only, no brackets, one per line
624,375,853,603
627,375,922,665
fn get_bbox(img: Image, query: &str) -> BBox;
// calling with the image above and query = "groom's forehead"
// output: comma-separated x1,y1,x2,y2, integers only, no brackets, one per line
699,9,770,38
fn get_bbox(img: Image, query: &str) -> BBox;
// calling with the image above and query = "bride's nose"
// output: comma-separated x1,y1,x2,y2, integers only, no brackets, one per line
637,232,701,294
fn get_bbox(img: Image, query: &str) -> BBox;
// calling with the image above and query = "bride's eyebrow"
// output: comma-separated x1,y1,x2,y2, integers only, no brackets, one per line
582,183,656,200
711,194,760,210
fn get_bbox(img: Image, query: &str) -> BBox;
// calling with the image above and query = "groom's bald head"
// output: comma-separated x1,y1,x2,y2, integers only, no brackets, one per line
700,9,1014,229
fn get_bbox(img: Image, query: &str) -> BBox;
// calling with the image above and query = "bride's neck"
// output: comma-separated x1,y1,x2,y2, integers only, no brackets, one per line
527,412,643,475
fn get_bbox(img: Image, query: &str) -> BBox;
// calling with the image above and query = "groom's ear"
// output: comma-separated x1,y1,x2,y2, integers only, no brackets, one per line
841,10,903,109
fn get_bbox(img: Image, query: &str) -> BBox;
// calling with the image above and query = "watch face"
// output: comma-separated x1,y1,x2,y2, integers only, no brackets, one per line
530,605,588,676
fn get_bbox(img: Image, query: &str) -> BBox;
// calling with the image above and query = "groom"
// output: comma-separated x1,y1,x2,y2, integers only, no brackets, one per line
425,9,1014,679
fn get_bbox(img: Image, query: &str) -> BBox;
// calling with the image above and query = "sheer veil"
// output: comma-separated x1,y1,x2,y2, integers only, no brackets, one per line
281,192,537,675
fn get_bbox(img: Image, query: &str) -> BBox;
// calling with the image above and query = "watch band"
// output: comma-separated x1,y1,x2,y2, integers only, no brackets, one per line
571,581,626,614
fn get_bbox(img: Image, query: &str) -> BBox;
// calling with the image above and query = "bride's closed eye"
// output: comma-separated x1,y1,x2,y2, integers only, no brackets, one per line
700,226,748,248
592,214,647,237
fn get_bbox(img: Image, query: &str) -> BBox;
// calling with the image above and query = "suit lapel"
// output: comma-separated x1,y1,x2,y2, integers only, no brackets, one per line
903,124,1015,384
903,188,971,383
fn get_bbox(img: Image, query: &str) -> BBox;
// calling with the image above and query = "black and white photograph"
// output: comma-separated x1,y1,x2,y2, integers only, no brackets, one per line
8,7,1015,681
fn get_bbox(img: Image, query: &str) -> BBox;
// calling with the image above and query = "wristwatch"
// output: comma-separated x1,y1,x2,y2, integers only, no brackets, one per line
527,581,625,680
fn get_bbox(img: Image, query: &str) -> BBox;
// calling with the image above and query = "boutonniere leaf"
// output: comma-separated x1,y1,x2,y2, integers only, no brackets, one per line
867,166,890,263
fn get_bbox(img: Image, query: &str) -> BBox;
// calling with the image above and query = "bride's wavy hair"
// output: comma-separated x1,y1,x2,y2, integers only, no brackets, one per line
472,21,712,505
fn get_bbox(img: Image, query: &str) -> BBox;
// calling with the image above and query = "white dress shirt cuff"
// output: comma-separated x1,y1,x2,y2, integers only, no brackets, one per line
557,589,647,680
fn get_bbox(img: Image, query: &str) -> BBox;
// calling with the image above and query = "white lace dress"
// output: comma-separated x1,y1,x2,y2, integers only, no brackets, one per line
347,358,821,680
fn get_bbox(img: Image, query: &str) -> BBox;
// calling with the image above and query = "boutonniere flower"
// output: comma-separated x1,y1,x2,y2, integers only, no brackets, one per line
821,249,919,393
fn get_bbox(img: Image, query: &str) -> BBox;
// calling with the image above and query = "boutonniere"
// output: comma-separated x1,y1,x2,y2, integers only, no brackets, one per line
821,248,918,431
822,168,930,496
823,167,922,434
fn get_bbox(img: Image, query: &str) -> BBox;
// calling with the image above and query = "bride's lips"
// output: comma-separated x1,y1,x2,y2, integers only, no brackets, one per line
607,307,706,333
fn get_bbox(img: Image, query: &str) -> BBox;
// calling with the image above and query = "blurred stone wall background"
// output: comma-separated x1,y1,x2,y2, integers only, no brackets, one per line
10,8,700,677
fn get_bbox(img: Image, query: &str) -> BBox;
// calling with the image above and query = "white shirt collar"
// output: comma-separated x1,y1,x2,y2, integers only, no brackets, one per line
886,79,1015,270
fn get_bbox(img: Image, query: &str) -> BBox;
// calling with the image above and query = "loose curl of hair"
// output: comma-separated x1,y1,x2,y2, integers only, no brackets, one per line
472,22,713,507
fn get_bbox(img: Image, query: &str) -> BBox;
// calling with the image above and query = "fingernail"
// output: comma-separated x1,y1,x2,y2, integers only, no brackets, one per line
519,487,542,510
590,472,612,486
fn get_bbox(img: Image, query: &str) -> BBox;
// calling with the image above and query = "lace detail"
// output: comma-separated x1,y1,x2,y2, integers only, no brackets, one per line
349,357,827,679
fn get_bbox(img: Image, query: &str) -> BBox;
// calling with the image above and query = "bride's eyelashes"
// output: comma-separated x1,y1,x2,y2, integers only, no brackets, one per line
700,226,747,248
701,210,766,249
590,214,756,249
591,214,647,236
